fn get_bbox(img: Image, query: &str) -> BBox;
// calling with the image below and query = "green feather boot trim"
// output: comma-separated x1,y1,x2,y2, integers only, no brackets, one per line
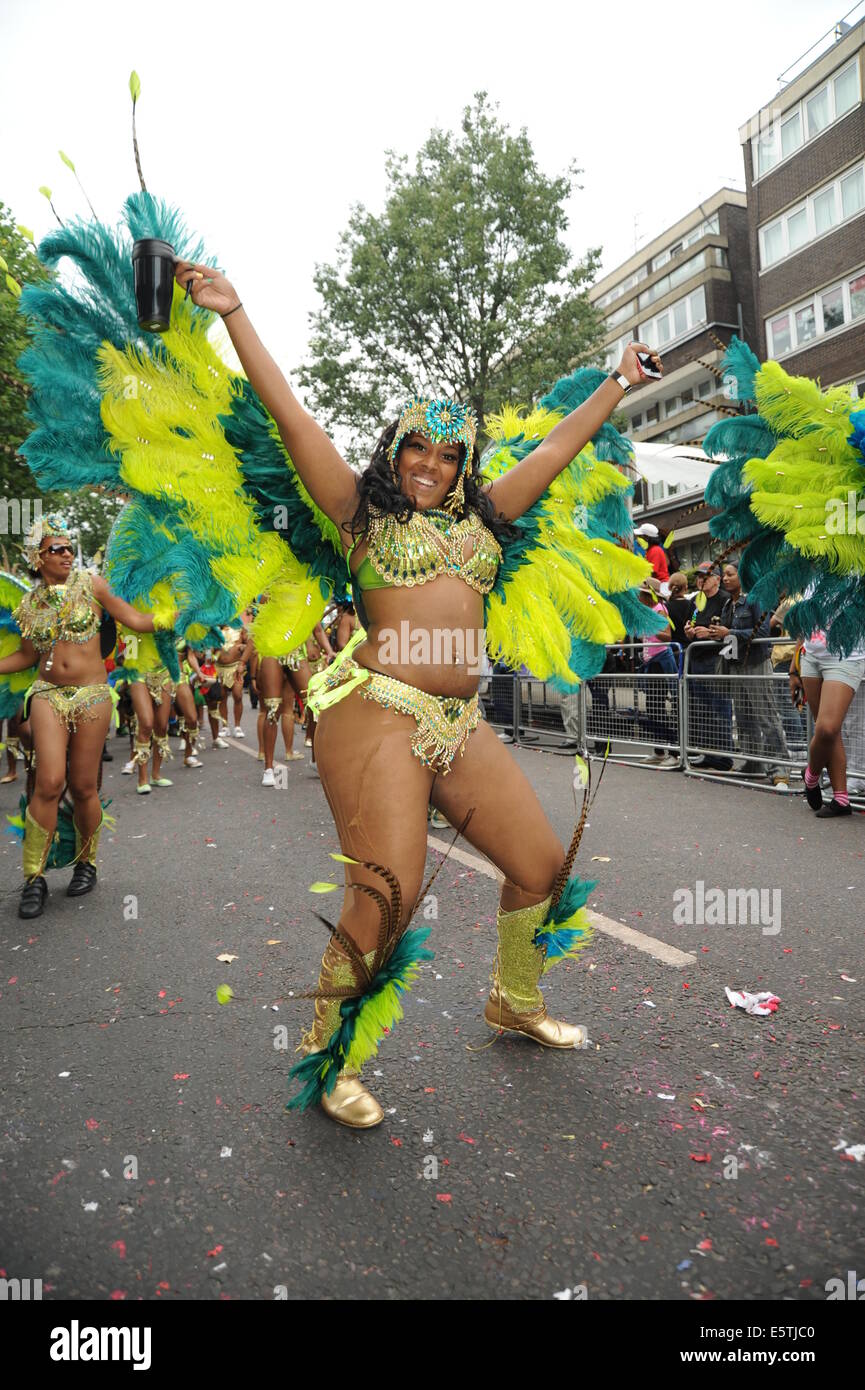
287,926,434,1112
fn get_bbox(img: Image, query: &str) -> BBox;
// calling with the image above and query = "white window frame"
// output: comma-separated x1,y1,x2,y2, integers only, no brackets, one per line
596,265,648,312
638,250,713,312
604,297,636,330
751,57,861,183
639,285,707,348
765,263,865,358
650,214,720,273
758,160,865,270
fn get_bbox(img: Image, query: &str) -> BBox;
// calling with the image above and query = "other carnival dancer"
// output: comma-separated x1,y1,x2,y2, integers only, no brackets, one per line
250,614,330,787
0,516,173,918
214,623,251,738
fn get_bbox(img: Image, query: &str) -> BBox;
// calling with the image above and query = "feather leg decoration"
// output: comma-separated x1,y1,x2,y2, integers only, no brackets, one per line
286,927,434,1111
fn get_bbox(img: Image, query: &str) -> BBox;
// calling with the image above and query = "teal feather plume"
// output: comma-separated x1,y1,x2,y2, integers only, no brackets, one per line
535,875,596,966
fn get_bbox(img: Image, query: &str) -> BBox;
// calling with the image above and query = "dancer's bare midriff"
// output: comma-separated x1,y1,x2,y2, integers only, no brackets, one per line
352,576,487,699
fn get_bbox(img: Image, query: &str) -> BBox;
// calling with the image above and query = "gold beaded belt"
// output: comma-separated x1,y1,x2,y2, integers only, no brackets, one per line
28,680,113,732
306,635,480,774
215,660,241,687
144,667,175,704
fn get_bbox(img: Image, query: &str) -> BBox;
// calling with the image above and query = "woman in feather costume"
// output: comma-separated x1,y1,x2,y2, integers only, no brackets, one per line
176,257,661,1128
0,514,173,918
703,336,865,817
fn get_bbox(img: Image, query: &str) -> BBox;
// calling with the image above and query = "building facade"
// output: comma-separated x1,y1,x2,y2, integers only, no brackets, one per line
740,14,865,394
589,188,756,569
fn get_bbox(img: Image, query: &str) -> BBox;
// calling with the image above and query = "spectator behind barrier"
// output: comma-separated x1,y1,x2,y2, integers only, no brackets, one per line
667,572,692,651
634,523,670,588
712,564,789,787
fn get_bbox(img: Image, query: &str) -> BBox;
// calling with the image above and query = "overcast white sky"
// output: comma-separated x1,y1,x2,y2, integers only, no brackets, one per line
0,0,855,392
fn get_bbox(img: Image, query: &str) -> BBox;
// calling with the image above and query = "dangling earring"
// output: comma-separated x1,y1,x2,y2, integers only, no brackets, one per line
444,466,466,517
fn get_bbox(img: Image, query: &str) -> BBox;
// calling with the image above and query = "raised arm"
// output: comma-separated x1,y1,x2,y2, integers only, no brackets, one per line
485,343,661,522
0,638,36,675
174,262,360,531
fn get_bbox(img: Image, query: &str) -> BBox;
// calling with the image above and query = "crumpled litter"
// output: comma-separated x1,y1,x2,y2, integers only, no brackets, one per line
725,987,779,1017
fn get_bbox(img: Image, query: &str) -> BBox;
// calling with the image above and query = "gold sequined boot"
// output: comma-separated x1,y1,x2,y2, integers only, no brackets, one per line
19,806,53,919
484,897,587,1048
299,937,384,1129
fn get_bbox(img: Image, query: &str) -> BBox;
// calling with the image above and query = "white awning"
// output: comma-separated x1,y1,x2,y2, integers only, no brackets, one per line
629,440,716,490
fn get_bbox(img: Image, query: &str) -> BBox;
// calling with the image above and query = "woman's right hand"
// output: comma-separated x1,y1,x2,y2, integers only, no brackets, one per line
174,260,240,317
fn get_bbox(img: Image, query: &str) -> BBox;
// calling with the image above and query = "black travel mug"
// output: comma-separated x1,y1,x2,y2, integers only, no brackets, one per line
132,238,176,332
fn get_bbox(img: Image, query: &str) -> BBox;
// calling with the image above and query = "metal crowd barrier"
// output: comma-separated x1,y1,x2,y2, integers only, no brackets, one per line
680,638,807,789
483,635,865,799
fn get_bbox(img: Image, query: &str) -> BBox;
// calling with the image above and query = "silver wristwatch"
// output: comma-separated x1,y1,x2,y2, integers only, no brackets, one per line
608,371,632,395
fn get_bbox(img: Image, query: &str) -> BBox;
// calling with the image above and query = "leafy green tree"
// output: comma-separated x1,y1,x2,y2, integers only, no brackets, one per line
0,201,123,571
298,94,606,463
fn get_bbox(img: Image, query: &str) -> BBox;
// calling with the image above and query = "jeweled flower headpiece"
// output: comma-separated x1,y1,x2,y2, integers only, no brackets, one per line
388,397,478,472
23,511,73,568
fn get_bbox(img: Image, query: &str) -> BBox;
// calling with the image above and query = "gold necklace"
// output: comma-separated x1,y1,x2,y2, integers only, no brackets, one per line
364,508,501,594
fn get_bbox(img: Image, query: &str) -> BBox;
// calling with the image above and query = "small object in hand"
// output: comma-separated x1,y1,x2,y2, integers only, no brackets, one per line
636,350,662,380
132,238,176,332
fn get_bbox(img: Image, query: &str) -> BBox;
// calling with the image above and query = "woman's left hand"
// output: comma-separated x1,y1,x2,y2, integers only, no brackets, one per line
618,341,662,387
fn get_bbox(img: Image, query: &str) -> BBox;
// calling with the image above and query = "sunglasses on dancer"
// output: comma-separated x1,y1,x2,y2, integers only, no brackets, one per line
43,544,74,556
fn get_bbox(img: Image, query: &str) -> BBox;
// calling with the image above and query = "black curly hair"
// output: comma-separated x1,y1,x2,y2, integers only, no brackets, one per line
348,419,515,546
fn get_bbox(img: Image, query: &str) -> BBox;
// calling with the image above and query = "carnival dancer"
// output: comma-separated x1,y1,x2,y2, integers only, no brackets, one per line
176,253,660,1130
1,713,26,785
790,625,865,817
214,624,251,738
251,617,329,786
0,516,173,918
126,652,175,795
174,645,205,768
0,572,34,785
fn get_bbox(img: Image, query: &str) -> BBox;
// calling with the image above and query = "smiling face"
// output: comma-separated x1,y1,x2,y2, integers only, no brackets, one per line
395,432,462,510
38,538,74,583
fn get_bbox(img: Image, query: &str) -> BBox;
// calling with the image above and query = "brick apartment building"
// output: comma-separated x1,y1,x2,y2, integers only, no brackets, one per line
740,12,865,394
588,188,756,568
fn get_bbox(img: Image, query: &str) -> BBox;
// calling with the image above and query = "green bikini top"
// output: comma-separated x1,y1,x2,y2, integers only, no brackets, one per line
353,554,389,591
347,507,501,597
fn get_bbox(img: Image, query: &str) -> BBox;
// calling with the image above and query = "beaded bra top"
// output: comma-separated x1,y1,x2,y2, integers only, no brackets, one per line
14,570,100,655
352,508,502,596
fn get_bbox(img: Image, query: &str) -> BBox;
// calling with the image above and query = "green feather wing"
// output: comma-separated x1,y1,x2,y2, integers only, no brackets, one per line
0,573,38,720
706,339,865,653
482,372,655,685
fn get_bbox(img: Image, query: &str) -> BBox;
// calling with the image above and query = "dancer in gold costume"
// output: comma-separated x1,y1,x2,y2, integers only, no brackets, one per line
0,516,172,918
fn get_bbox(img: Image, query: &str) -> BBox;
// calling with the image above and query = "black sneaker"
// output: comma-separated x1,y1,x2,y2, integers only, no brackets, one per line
815,799,852,818
67,862,98,897
19,876,48,919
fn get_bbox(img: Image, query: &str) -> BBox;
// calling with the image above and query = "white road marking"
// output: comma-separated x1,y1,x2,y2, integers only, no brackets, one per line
427,834,695,968
226,737,290,772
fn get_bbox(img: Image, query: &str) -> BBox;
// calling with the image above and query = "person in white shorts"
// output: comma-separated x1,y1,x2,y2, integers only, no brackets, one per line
790,628,865,818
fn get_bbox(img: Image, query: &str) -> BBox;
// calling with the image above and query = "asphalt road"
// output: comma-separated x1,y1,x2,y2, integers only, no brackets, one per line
1,712,863,1302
